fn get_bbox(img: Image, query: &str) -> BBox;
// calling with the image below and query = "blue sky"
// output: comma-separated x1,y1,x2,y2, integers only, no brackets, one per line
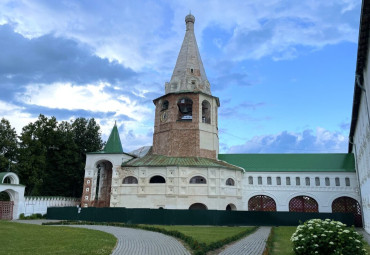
0,0,361,153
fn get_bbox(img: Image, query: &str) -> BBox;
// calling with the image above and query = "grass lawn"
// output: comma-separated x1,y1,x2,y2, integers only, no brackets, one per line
151,225,255,245
270,226,370,255
0,221,116,255
270,226,296,255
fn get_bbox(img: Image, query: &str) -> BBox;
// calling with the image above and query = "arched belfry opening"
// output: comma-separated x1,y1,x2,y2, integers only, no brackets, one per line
202,100,211,124
177,98,193,121
93,160,113,207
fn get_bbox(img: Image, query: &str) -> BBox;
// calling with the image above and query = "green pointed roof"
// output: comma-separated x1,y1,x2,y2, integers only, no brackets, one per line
103,124,123,153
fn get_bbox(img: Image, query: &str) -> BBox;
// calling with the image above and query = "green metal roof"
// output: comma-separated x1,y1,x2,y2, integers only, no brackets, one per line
122,152,243,171
218,153,355,172
88,124,123,154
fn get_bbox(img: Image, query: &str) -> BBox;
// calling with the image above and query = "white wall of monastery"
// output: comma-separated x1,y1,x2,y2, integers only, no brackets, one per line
354,38,370,233
242,172,360,212
21,197,80,216
111,166,243,210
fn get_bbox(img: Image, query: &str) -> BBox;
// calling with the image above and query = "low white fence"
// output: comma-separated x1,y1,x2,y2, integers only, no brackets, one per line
22,196,80,216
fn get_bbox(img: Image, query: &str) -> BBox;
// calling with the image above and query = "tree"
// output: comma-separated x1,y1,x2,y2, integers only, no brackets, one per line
16,115,104,197
16,115,57,195
0,118,18,172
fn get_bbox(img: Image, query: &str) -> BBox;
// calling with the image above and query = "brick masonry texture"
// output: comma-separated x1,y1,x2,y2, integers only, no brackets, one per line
153,92,217,159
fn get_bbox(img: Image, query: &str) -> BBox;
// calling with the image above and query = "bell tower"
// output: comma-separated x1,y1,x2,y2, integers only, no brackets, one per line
152,14,220,159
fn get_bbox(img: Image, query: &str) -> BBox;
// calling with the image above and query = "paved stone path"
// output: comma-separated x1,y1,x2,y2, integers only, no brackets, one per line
14,220,271,255
69,225,190,255
219,227,271,255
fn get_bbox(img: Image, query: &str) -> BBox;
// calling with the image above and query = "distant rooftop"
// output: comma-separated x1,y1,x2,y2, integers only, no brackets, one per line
218,153,355,172
122,148,243,171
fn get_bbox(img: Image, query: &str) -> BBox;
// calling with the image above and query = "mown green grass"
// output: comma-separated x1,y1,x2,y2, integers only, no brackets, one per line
151,225,254,245
270,226,295,255
0,221,116,255
270,226,370,255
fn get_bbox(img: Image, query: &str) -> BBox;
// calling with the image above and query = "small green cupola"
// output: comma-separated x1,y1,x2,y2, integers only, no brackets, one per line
102,122,123,153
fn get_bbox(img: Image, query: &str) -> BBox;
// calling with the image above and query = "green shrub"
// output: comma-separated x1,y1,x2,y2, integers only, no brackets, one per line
291,219,367,255
18,213,46,220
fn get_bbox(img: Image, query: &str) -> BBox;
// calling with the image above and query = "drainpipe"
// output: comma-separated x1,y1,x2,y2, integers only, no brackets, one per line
348,138,365,228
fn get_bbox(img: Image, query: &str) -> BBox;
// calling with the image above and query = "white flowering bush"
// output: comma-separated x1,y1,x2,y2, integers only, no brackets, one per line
291,219,367,255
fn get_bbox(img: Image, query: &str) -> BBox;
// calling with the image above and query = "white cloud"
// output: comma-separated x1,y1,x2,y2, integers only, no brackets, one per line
227,128,348,153
0,100,35,134
0,0,360,70
18,82,152,122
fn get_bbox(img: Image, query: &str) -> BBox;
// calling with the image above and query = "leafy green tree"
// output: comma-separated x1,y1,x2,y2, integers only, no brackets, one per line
0,118,18,172
16,115,104,197
17,115,57,195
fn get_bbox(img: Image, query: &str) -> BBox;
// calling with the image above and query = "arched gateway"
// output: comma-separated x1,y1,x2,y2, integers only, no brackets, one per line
0,172,25,219
332,196,362,227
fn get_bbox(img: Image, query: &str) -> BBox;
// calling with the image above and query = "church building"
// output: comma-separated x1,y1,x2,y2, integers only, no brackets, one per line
81,14,363,226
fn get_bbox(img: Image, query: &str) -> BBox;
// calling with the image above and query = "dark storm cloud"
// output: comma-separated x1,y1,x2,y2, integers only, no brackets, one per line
0,24,136,96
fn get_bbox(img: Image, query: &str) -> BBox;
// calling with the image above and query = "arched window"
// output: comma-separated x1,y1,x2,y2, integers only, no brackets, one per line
305,177,310,186
315,177,320,186
189,203,207,210
276,177,281,185
202,100,211,124
296,177,300,186
123,176,138,184
248,195,277,212
161,100,169,110
345,177,350,186
335,177,340,186
248,176,253,184
289,196,318,212
267,177,272,185
226,178,235,186
149,175,166,184
325,177,330,186
226,203,236,211
177,98,193,121
190,176,207,184
286,177,291,185
258,176,262,185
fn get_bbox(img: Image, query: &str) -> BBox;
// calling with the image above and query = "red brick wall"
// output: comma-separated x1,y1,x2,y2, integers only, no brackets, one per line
153,93,217,159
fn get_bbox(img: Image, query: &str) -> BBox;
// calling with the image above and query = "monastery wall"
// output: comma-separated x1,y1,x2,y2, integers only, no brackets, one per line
21,196,80,216
242,172,360,212
354,40,370,233
111,166,243,210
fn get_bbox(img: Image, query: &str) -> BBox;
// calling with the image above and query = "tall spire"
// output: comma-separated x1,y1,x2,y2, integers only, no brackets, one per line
103,123,123,153
165,14,211,95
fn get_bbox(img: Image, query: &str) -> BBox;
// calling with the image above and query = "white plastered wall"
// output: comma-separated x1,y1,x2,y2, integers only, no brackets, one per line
242,172,360,212
112,166,243,210
354,39,370,233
